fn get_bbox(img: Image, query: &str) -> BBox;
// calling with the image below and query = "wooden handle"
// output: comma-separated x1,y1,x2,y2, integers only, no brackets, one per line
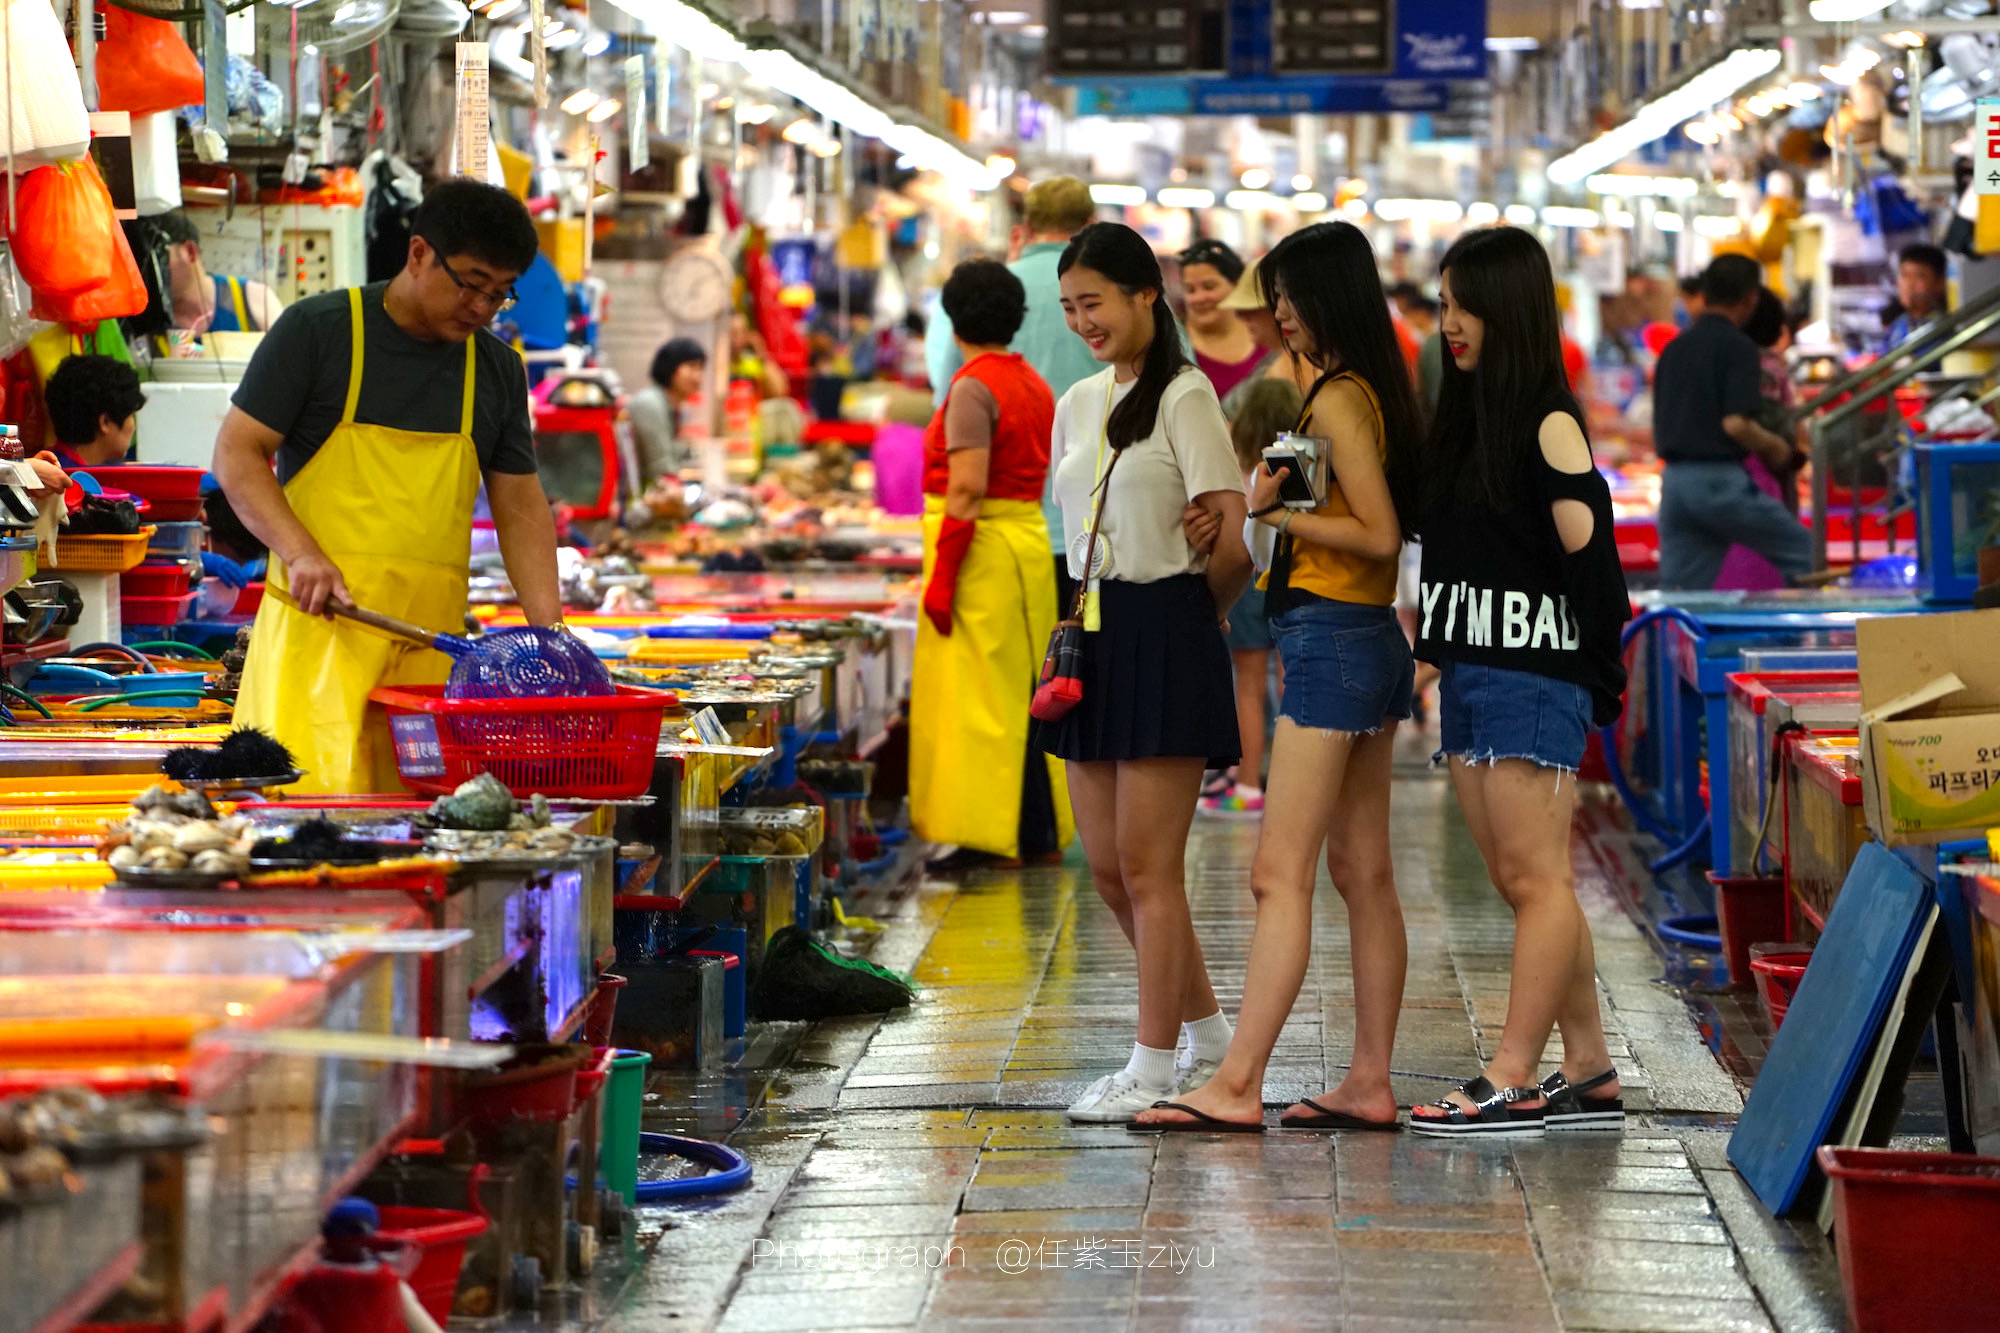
267,586,441,649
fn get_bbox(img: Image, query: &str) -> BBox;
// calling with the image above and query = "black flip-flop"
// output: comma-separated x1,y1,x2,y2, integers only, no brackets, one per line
1126,1101,1266,1134
1278,1097,1402,1132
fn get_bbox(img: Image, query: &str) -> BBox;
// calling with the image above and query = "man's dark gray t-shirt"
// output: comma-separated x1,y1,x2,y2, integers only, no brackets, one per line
231,282,537,484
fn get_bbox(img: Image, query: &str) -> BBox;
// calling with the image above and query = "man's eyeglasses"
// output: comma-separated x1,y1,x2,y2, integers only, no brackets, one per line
433,248,519,313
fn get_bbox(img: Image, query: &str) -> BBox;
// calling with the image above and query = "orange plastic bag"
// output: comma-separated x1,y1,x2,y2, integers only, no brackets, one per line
30,160,147,328
8,162,115,298
95,7,205,117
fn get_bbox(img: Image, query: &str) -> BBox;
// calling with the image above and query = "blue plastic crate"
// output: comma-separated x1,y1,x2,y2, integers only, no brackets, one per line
1914,441,2000,603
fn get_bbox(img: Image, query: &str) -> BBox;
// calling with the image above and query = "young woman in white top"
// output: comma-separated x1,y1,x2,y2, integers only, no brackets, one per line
1036,222,1255,1123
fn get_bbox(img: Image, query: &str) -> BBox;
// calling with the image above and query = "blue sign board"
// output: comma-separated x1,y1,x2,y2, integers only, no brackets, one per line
1056,0,1483,115
389,714,446,780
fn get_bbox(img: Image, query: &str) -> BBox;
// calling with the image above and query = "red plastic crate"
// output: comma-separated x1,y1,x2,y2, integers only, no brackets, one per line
94,465,207,522
1818,1146,2000,1332
120,561,195,599
119,589,198,626
368,683,673,799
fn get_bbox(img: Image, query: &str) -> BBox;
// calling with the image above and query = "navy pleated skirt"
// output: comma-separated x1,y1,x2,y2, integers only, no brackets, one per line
1034,573,1241,770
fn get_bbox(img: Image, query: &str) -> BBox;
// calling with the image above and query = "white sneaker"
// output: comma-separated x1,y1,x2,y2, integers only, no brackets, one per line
1066,1071,1173,1123
1172,1056,1222,1096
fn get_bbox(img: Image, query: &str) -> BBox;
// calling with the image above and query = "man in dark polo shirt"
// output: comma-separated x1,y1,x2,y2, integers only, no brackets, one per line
1652,255,1808,589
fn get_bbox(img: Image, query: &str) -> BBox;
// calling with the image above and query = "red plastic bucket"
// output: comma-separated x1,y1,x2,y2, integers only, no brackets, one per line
584,973,627,1047
1818,1146,2000,1331
1710,873,1788,990
1749,948,1811,1029
461,1049,585,1129
373,1205,489,1324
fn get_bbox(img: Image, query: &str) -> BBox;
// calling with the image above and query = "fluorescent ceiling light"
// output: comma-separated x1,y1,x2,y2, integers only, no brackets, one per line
602,0,744,62
1547,47,1781,184
581,31,611,55
1020,23,1046,35
1225,189,1282,211
1372,198,1463,223
1808,0,1894,19
1503,203,1537,225
781,117,819,144
1655,211,1685,232
588,98,622,122
1586,173,1700,197
986,154,1017,179
1157,187,1216,208
1605,207,1636,228
738,103,779,124
1090,183,1147,206
1239,167,1273,190
546,27,583,48
1541,206,1601,227
973,9,1030,21
1341,198,1369,219
1465,201,1500,224
1292,191,1328,213
1692,214,1740,238
561,88,602,115
741,46,892,139
1484,36,1538,51
1291,174,1313,192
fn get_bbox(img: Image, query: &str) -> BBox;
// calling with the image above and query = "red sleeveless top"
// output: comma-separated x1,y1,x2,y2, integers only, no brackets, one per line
922,352,1055,503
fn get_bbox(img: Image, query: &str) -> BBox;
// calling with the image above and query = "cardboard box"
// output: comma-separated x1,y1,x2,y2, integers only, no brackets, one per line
1858,608,2000,845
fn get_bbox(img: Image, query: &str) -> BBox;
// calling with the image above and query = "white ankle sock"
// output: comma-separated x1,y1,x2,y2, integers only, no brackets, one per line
1183,1011,1233,1063
1123,1042,1177,1088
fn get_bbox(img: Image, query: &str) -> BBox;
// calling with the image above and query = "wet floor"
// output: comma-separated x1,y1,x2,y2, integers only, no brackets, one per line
548,746,1851,1331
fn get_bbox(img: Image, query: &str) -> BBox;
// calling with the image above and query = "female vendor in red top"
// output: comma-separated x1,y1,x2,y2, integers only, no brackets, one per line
910,259,1073,871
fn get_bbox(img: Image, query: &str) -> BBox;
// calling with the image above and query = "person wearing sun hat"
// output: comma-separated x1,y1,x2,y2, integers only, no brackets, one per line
1215,258,1307,419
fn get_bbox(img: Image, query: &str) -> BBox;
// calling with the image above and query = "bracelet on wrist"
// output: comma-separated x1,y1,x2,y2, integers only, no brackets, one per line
1248,501,1285,519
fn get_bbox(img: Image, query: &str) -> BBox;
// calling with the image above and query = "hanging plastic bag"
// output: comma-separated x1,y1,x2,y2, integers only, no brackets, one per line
30,159,146,328
0,0,89,167
7,160,114,297
95,6,205,116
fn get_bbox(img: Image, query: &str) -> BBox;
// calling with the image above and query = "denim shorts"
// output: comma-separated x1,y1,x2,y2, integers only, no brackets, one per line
1223,584,1273,653
1269,599,1414,734
1434,660,1594,772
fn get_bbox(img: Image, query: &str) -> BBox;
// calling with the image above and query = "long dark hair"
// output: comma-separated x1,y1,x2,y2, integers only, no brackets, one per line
1059,222,1191,451
1259,220,1425,540
1425,226,1577,514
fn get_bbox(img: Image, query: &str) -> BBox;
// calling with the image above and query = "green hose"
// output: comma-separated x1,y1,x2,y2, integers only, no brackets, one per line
76,689,205,711
0,683,55,719
128,640,215,660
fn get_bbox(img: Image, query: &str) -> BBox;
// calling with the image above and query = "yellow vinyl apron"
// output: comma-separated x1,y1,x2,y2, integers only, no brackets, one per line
234,288,482,794
909,496,1073,859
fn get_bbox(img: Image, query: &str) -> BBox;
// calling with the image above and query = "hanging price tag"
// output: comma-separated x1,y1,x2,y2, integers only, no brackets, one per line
454,43,490,180
528,0,548,109
627,55,649,171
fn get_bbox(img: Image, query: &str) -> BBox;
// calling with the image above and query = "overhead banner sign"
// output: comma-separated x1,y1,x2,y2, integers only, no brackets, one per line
1073,77,1451,117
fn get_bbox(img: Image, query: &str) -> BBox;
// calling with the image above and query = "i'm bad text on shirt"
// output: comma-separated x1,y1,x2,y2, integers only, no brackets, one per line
1419,581,1582,653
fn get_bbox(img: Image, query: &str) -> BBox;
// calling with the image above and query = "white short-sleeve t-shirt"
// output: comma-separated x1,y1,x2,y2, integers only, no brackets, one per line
1050,367,1245,584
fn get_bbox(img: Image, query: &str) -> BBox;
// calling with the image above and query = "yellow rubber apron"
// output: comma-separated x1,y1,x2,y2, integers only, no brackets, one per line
233,288,482,794
909,496,1073,858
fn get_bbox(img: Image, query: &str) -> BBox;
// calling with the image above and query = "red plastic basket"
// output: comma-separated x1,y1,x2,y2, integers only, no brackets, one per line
369,683,673,799
1749,949,1810,1029
373,1205,488,1324
119,590,198,627
96,465,207,522
120,561,195,599
1818,1146,2000,1331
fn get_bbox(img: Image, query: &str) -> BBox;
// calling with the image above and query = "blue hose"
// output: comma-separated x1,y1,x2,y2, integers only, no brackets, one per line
1658,913,1723,950
564,1132,752,1200
1650,814,1710,875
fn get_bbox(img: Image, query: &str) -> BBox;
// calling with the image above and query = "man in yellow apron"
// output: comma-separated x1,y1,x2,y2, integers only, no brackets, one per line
212,179,562,794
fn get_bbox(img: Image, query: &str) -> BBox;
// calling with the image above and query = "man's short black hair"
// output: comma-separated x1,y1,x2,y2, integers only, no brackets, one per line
1899,242,1947,278
1678,273,1705,299
415,179,539,276
157,209,201,249
941,259,1026,348
1700,255,1762,309
203,488,266,563
45,355,145,446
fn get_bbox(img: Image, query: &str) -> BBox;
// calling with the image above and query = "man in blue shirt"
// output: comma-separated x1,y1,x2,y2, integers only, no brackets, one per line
925,176,1099,601
1885,242,1948,354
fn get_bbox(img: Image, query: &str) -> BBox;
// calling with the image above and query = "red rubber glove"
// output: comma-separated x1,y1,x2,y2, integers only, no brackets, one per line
923,514,976,637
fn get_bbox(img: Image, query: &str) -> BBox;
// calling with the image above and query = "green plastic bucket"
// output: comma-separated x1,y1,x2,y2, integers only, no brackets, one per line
601,1048,653,1205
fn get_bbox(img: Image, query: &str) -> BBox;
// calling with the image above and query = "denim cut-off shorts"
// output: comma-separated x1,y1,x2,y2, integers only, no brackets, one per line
1434,660,1594,772
1269,600,1415,734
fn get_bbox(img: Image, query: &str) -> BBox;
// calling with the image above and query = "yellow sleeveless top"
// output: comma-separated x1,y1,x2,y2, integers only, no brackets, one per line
1264,370,1399,606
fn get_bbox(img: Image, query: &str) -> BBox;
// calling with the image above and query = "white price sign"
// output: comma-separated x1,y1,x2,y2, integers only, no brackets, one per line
454,43,490,180
1980,98,2000,195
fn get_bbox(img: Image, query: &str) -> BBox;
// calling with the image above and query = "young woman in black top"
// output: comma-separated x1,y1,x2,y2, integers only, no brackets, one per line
1408,226,1633,1137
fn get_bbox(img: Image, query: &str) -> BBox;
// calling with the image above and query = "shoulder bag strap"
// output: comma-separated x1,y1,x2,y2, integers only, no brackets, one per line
1069,445,1121,622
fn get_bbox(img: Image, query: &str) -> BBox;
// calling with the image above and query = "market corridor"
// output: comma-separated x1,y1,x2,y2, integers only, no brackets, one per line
597,759,1845,1332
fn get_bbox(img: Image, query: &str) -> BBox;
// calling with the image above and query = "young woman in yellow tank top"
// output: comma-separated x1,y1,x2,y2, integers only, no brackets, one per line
1138,220,1426,1133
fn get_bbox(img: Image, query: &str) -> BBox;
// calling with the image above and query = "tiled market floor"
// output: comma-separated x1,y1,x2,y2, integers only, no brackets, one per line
582,757,1850,1332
